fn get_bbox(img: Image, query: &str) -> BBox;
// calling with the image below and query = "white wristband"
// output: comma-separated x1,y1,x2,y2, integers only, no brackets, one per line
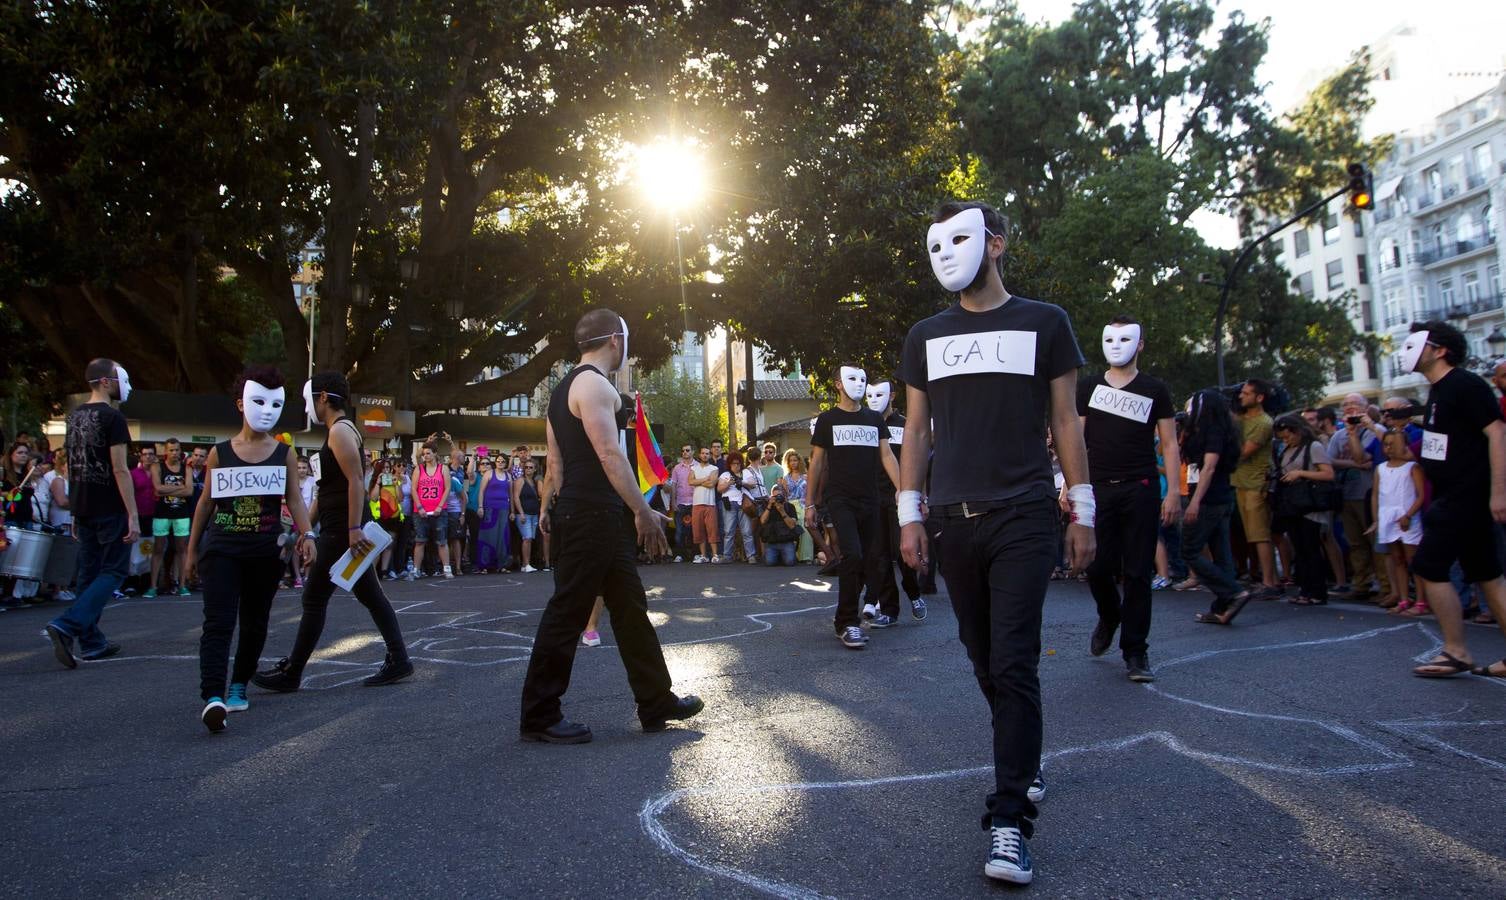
1066,483,1096,528
896,490,924,527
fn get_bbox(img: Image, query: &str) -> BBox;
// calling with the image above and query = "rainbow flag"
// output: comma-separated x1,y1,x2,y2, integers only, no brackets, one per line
634,392,671,498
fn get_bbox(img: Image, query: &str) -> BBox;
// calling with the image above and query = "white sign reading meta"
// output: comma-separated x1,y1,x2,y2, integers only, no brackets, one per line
211,465,288,498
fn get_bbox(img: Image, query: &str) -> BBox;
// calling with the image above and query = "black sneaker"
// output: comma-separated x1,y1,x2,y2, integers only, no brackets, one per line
80,642,122,661
1090,619,1116,657
44,625,77,670
1027,770,1046,803
362,653,414,687
985,820,1033,884
869,614,897,629
1126,655,1155,683
838,625,868,649
909,596,927,619
251,658,301,693
520,720,592,744
201,699,228,734
641,694,705,732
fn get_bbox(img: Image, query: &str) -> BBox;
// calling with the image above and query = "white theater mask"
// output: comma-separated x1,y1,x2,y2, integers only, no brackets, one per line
615,316,629,373
866,381,892,414
242,381,287,434
840,366,868,402
302,382,318,421
926,208,988,292
1102,323,1142,368
1399,330,1429,373
115,365,133,402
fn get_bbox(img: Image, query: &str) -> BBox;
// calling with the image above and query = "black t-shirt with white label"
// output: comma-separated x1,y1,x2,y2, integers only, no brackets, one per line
811,406,886,502
897,296,1085,506
65,402,131,518
1420,366,1502,501
876,411,905,498
1077,372,1174,482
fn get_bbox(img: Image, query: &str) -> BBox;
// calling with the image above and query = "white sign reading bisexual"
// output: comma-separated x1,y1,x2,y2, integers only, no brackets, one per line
1420,430,1448,461
211,465,288,498
926,330,1036,380
1088,384,1154,423
831,425,880,447
888,426,904,445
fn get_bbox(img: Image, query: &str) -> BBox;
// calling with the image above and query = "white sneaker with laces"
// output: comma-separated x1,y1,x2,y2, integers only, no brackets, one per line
443,566,454,579
673,555,683,563
521,565,538,573
985,823,1033,884
711,556,724,564
692,555,707,564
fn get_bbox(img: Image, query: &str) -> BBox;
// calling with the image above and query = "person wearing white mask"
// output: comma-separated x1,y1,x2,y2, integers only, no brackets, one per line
1077,315,1179,683
182,366,315,732
859,379,925,625
896,201,1093,885
44,359,140,669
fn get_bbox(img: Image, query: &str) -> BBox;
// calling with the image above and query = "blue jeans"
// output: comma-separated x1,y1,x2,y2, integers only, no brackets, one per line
720,503,754,559
1180,501,1240,602
763,542,796,566
49,513,131,654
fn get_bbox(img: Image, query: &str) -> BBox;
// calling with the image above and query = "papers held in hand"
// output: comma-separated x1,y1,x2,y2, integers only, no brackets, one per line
330,522,393,592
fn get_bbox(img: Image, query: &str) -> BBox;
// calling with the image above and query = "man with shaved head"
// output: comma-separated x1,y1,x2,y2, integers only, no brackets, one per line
1330,392,1386,601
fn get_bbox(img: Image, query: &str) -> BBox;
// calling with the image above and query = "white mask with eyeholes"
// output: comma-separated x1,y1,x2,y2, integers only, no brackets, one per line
114,365,133,402
1102,323,1142,368
302,381,317,421
242,381,286,433
840,366,868,403
865,381,892,414
926,208,988,292
1399,330,1429,373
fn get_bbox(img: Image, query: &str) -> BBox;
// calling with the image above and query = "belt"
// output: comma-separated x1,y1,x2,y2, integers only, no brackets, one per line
932,497,1056,519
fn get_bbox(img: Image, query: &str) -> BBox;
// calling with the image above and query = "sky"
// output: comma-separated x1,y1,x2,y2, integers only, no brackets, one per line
1006,0,1506,247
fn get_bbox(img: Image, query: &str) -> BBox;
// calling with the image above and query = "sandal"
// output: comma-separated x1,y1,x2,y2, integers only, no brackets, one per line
1470,659,1506,678
1221,591,1254,624
1414,651,1473,679
1474,610,1497,625
1289,595,1327,606
1194,611,1231,625
1400,601,1432,617
1389,598,1415,616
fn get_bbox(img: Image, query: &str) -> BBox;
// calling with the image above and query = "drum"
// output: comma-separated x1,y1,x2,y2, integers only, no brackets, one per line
0,526,54,580
42,534,80,585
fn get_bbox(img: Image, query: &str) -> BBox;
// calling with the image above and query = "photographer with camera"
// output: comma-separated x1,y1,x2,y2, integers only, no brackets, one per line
1329,393,1388,603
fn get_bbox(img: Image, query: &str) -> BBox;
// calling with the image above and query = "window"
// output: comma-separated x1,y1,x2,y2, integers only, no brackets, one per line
1322,210,1341,246
1361,299,1374,331
1353,216,1364,237
1491,265,1502,298
1293,229,1310,258
1440,278,1455,308
1326,259,1345,291
493,394,531,417
1412,284,1427,317
1409,229,1422,259
1459,211,1478,243
1365,347,1380,382
1293,272,1314,299
1383,286,1404,326
1463,272,1480,302
1485,204,1496,243
1432,222,1446,253
1334,355,1354,383
1357,254,1369,285
1425,166,1442,199
1475,143,1494,175
1383,240,1400,270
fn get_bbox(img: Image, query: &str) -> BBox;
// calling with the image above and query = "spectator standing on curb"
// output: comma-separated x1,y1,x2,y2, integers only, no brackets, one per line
1233,379,1279,596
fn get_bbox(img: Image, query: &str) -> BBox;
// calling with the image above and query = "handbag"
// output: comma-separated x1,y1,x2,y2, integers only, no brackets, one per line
1273,443,1339,517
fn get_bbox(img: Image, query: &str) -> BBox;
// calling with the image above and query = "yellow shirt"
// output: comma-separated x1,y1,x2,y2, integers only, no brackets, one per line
1231,412,1273,490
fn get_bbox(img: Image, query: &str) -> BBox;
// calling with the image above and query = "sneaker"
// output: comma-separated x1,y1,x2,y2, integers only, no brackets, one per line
1090,619,1116,657
673,555,683,563
710,556,724,565
201,699,228,733
176,586,192,597
142,588,158,599
251,658,301,693
581,630,602,647
838,626,868,649
1028,771,1046,803
1126,655,1155,683
861,603,878,621
44,624,78,670
80,642,121,661
225,683,249,712
910,596,927,619
869,614,897,629
56,589,76,602
1151,575,1170,590
363,653,414,686
112,590,128,600
402,569,417,582
442,566,454,579
1172,577,1201,592
692,555,707,564
293,579,304,589
985,821,1033,884
521,565,538,573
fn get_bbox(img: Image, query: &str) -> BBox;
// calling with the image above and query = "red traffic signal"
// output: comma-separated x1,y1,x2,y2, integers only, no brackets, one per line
1347,162,1373,211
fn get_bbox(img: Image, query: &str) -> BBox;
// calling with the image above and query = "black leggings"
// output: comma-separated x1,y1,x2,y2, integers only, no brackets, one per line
199,553,283,701
284,530,408,676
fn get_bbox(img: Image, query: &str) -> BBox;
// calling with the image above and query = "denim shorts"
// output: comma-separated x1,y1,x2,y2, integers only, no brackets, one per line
413,512,449,543
517,514,539,540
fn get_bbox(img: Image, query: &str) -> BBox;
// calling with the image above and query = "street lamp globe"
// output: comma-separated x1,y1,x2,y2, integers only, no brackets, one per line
635,138,706,211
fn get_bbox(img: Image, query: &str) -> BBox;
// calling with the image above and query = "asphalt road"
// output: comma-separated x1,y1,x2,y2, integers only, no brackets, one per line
2,563,1504,898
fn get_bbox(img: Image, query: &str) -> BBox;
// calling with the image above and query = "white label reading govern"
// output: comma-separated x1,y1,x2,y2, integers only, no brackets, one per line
1420,430,1448,461
888,426,905,445
831,425,880,447
1088,384,1154,423
211,465,288,498
925,330,1036,381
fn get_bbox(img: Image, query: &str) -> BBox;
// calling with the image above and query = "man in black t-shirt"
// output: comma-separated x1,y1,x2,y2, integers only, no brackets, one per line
1078,315,1179,682
806,364,901,649
860,380,924,625
897,201,1094,886
45,359,141,668
1395,322,1506,679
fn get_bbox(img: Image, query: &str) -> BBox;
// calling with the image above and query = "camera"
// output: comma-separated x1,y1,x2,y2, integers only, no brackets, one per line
1346,416,1361,426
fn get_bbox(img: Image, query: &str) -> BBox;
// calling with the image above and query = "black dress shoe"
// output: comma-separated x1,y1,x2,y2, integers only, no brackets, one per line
251,658,301,693
520,720,593,744
642,694,705,733
1089,620,1116,657
80,642,122,661
1126,656,1155,683
362,653,414,686
44,625,77,670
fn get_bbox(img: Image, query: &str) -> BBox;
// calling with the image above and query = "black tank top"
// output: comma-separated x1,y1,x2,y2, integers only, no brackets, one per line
548,364,628,510
315,417,367,530
200,440,289,558
519,478,541,515
158,458,189,516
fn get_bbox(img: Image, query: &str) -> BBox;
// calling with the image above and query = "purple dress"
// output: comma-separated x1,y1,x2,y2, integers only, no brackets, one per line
476,471,512,570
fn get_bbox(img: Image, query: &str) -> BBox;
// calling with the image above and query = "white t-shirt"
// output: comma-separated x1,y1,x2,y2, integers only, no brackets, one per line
299,473,317,511
718,468,759,503
691,462,718,506
39,471,65,526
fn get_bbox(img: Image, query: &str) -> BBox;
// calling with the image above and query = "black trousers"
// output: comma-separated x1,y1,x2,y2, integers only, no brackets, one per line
1084,479,1160,658
198,553,283,701
936,497,1057,837
519,502,675,731
827,495,878,630
863,502,919,617
284,530,409,676
1276,514,1328,601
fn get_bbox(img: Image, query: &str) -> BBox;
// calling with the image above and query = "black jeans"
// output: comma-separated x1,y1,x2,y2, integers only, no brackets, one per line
826,495,878,630
1277,514,1328,601
936,497,1058,836
199,553,283,701
283,530,408,676
864,502,919,617
1180,500,1241,605
1085,479,1160,658
519,502,675,730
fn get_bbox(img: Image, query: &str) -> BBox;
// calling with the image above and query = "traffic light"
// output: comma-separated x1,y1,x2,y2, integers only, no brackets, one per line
1347,162,1373,210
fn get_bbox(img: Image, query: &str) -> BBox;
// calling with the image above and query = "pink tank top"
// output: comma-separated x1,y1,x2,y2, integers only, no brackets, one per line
414,464,446,514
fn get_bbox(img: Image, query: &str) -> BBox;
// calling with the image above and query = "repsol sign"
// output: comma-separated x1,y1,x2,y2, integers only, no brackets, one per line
356,394,395,409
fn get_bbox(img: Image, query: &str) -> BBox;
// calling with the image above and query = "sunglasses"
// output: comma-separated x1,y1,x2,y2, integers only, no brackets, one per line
682,448,692,453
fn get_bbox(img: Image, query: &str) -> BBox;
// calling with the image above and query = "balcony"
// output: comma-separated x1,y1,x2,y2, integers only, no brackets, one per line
1418,235,1497,267
1444,292,1504,320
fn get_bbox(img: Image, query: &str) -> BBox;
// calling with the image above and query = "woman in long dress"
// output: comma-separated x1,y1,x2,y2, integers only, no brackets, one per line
474,457,512,572
782,449,814,563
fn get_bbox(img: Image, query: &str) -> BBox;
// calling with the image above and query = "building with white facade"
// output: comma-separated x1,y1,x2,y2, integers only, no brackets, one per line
1370,77,1505,397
